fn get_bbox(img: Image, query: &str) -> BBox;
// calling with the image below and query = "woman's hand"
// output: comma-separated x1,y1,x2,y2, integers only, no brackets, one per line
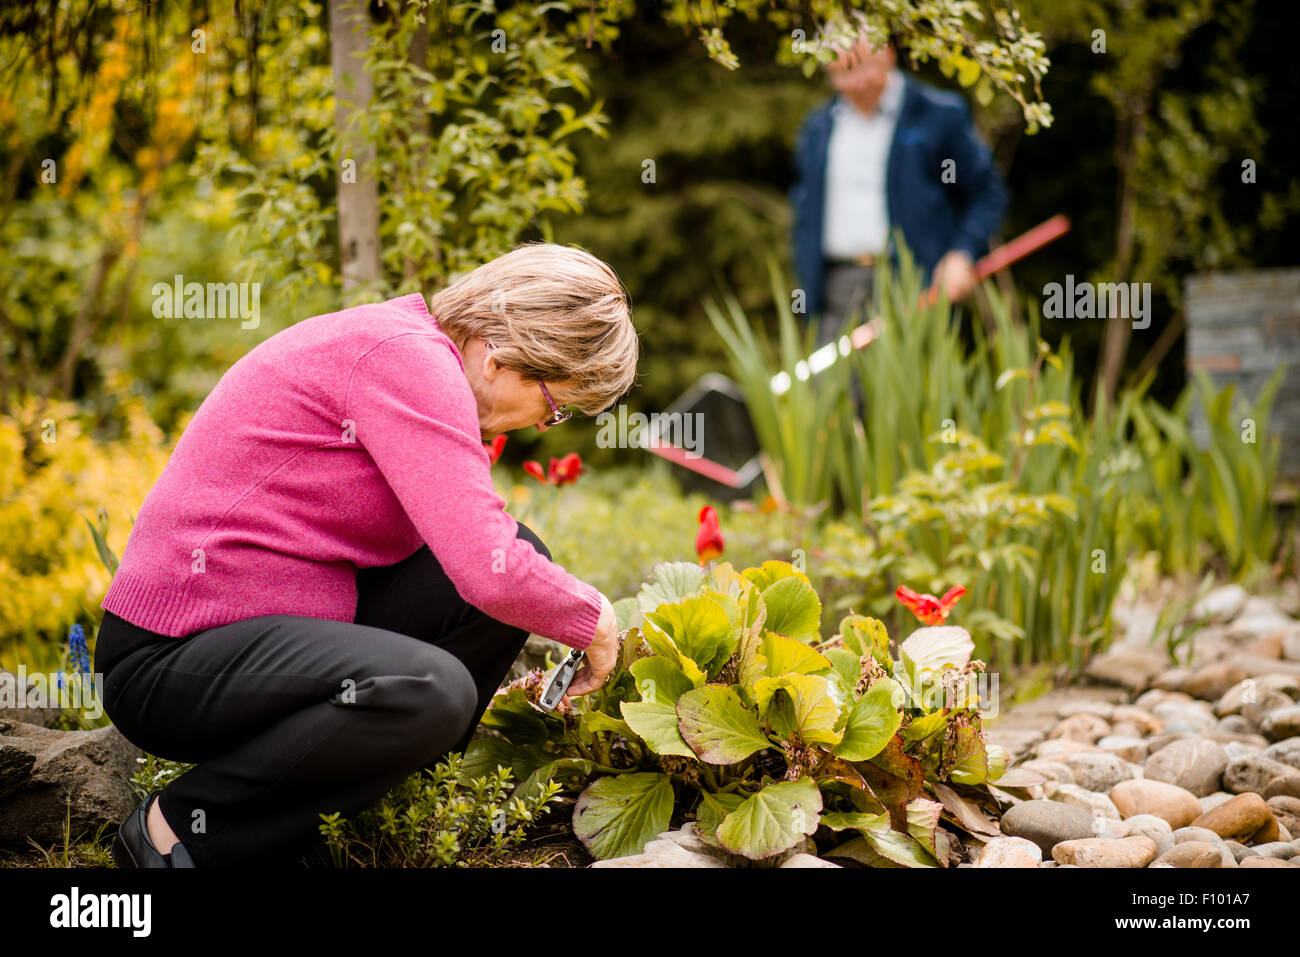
562,592,619,704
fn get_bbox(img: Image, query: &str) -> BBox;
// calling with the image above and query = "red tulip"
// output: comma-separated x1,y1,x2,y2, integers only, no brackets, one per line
523,460,548,484
484,434,507,464
549,452,584,486
696,505,724,564
895,585,967,626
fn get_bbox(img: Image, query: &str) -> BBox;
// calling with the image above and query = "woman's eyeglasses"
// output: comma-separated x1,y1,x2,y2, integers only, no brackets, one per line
485,341,572,427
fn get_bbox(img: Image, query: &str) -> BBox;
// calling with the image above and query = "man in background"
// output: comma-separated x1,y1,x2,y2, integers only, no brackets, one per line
790,28,1010,348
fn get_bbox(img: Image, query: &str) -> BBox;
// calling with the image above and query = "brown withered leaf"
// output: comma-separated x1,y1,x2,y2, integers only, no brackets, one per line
854,733,924,831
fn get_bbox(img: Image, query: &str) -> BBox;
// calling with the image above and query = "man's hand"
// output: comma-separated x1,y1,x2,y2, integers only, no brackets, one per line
562,592,619,704
930,250,979,303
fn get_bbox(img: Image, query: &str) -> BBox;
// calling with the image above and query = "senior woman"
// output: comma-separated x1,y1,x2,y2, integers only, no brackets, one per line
93,242,637,869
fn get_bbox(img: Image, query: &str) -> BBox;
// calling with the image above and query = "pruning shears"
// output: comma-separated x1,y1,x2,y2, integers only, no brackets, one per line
538,647,586,712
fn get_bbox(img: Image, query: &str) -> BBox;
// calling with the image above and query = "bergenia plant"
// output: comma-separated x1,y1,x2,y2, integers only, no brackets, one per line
465,560,1011,867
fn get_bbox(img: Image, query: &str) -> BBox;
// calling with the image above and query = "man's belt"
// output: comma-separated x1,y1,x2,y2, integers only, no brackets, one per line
826,252,879,267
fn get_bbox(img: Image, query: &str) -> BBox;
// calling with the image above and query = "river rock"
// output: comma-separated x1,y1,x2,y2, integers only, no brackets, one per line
1264,738,1300,771
1097,736,1149,763
1174,826,1224,844
1262,706,1300,742
1223,754,1300,794
1014,759,1075,784
1113,814,1175,854
1239,855,1297,867
1225,840,1255,862
1190,792,1274,841
1263,775,1300,799
1043,781,1121,819
1249,841,1296,860
1052,836,1158,868
1193,585,1248,623
1113,704,1165,734
1000,800,1095,855
1199,792,1235,814
1265,796,1300,836
1087,651,1168,692
1217,715,1256,736
1242,689,1299,728
1110,779,1203,829
1058,701,1117,720
975,836,1042,868
1035,739,1103,761
1134,690,1195,710
1182,662,1251,701
1049,713,1111,744
1142,738,1229,796
1152,842,1225,868
1065,753,1134,792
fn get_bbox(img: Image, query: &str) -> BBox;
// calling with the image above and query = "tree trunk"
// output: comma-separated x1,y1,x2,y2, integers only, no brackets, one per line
329,0,382,295
1094,103,1147,412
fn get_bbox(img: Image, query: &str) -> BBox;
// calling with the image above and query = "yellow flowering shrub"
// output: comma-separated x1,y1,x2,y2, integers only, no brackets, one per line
0,387,178,649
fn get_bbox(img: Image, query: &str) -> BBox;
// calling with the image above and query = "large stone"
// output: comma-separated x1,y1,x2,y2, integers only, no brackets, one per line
1000,800,1095,855
1193,585,1248,623
1113,705,1165,735
1262,706,1300,742
1199,792,1236,814
0,719,142,848
1043,781,1122,820
1097,736,1149,763
1143,738,1229,797
1215,676,1300,717
591,838,728,868
1109,779,1203,829
1242,690,1299,729
1263,776,1300,800
1190,793,1275,842
1223,754,1300,794
1216,715,1256,736
1058,701,1117,721
1248,842,1297,860
1151,702,1218,735
1064,753,1135,793
974,836,1042,868
1182,663,1251,702
1153,842,1225,868
1014,760,1075,785
0,670,62,729
1238,856,1298,867
1051,836,1158,868
1264,737,1300,771
1049,713,1111,744
1265,796,1300,837
1086,650,1168,693
1035,739,1103,762
1133,690,1195,710
1110,814,1175,855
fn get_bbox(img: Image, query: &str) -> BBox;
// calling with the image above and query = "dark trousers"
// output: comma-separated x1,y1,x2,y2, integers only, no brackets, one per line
815,261,874,416
92,523,552,868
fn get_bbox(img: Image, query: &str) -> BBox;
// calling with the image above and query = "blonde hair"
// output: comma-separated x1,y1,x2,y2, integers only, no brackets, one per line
429,243,640,415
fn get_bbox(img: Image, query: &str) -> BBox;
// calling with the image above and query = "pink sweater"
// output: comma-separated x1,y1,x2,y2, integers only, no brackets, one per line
101,292,601,650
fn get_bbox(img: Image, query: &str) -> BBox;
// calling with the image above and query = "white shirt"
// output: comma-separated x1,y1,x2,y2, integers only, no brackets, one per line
821,69,904,260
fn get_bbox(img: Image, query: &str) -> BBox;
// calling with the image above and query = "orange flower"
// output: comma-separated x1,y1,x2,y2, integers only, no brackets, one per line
484,434,507,464
696,505,724,564
895,585,967,625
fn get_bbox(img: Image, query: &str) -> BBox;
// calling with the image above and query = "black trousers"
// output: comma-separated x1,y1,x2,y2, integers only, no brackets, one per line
93,523,552,868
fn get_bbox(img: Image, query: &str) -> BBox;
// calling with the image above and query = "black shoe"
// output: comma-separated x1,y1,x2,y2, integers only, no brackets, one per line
112,793,197,869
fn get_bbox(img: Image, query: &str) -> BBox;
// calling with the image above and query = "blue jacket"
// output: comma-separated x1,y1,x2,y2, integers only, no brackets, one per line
789,75,1009,318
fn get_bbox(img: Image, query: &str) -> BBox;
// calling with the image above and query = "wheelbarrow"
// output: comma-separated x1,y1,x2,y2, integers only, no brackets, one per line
642,215,1072,500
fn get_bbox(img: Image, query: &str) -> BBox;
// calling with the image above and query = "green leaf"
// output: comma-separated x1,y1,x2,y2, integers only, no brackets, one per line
636,561,705,614
760,576,822,639
676,686,774,764
900,626,974,687
457,737,516,783
715,777,822,860
629,656,697,703
863,826,940,867
753,673,844,746
839,614,891,665
819,810,891,834
612,596,641,632
694,789,745,845
762,631,832,676
620,700,695,757
573,773,675,860
905,796,949,864
579,710,636,741
741,559,806,591
645,595,737,678
835,678,903,761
